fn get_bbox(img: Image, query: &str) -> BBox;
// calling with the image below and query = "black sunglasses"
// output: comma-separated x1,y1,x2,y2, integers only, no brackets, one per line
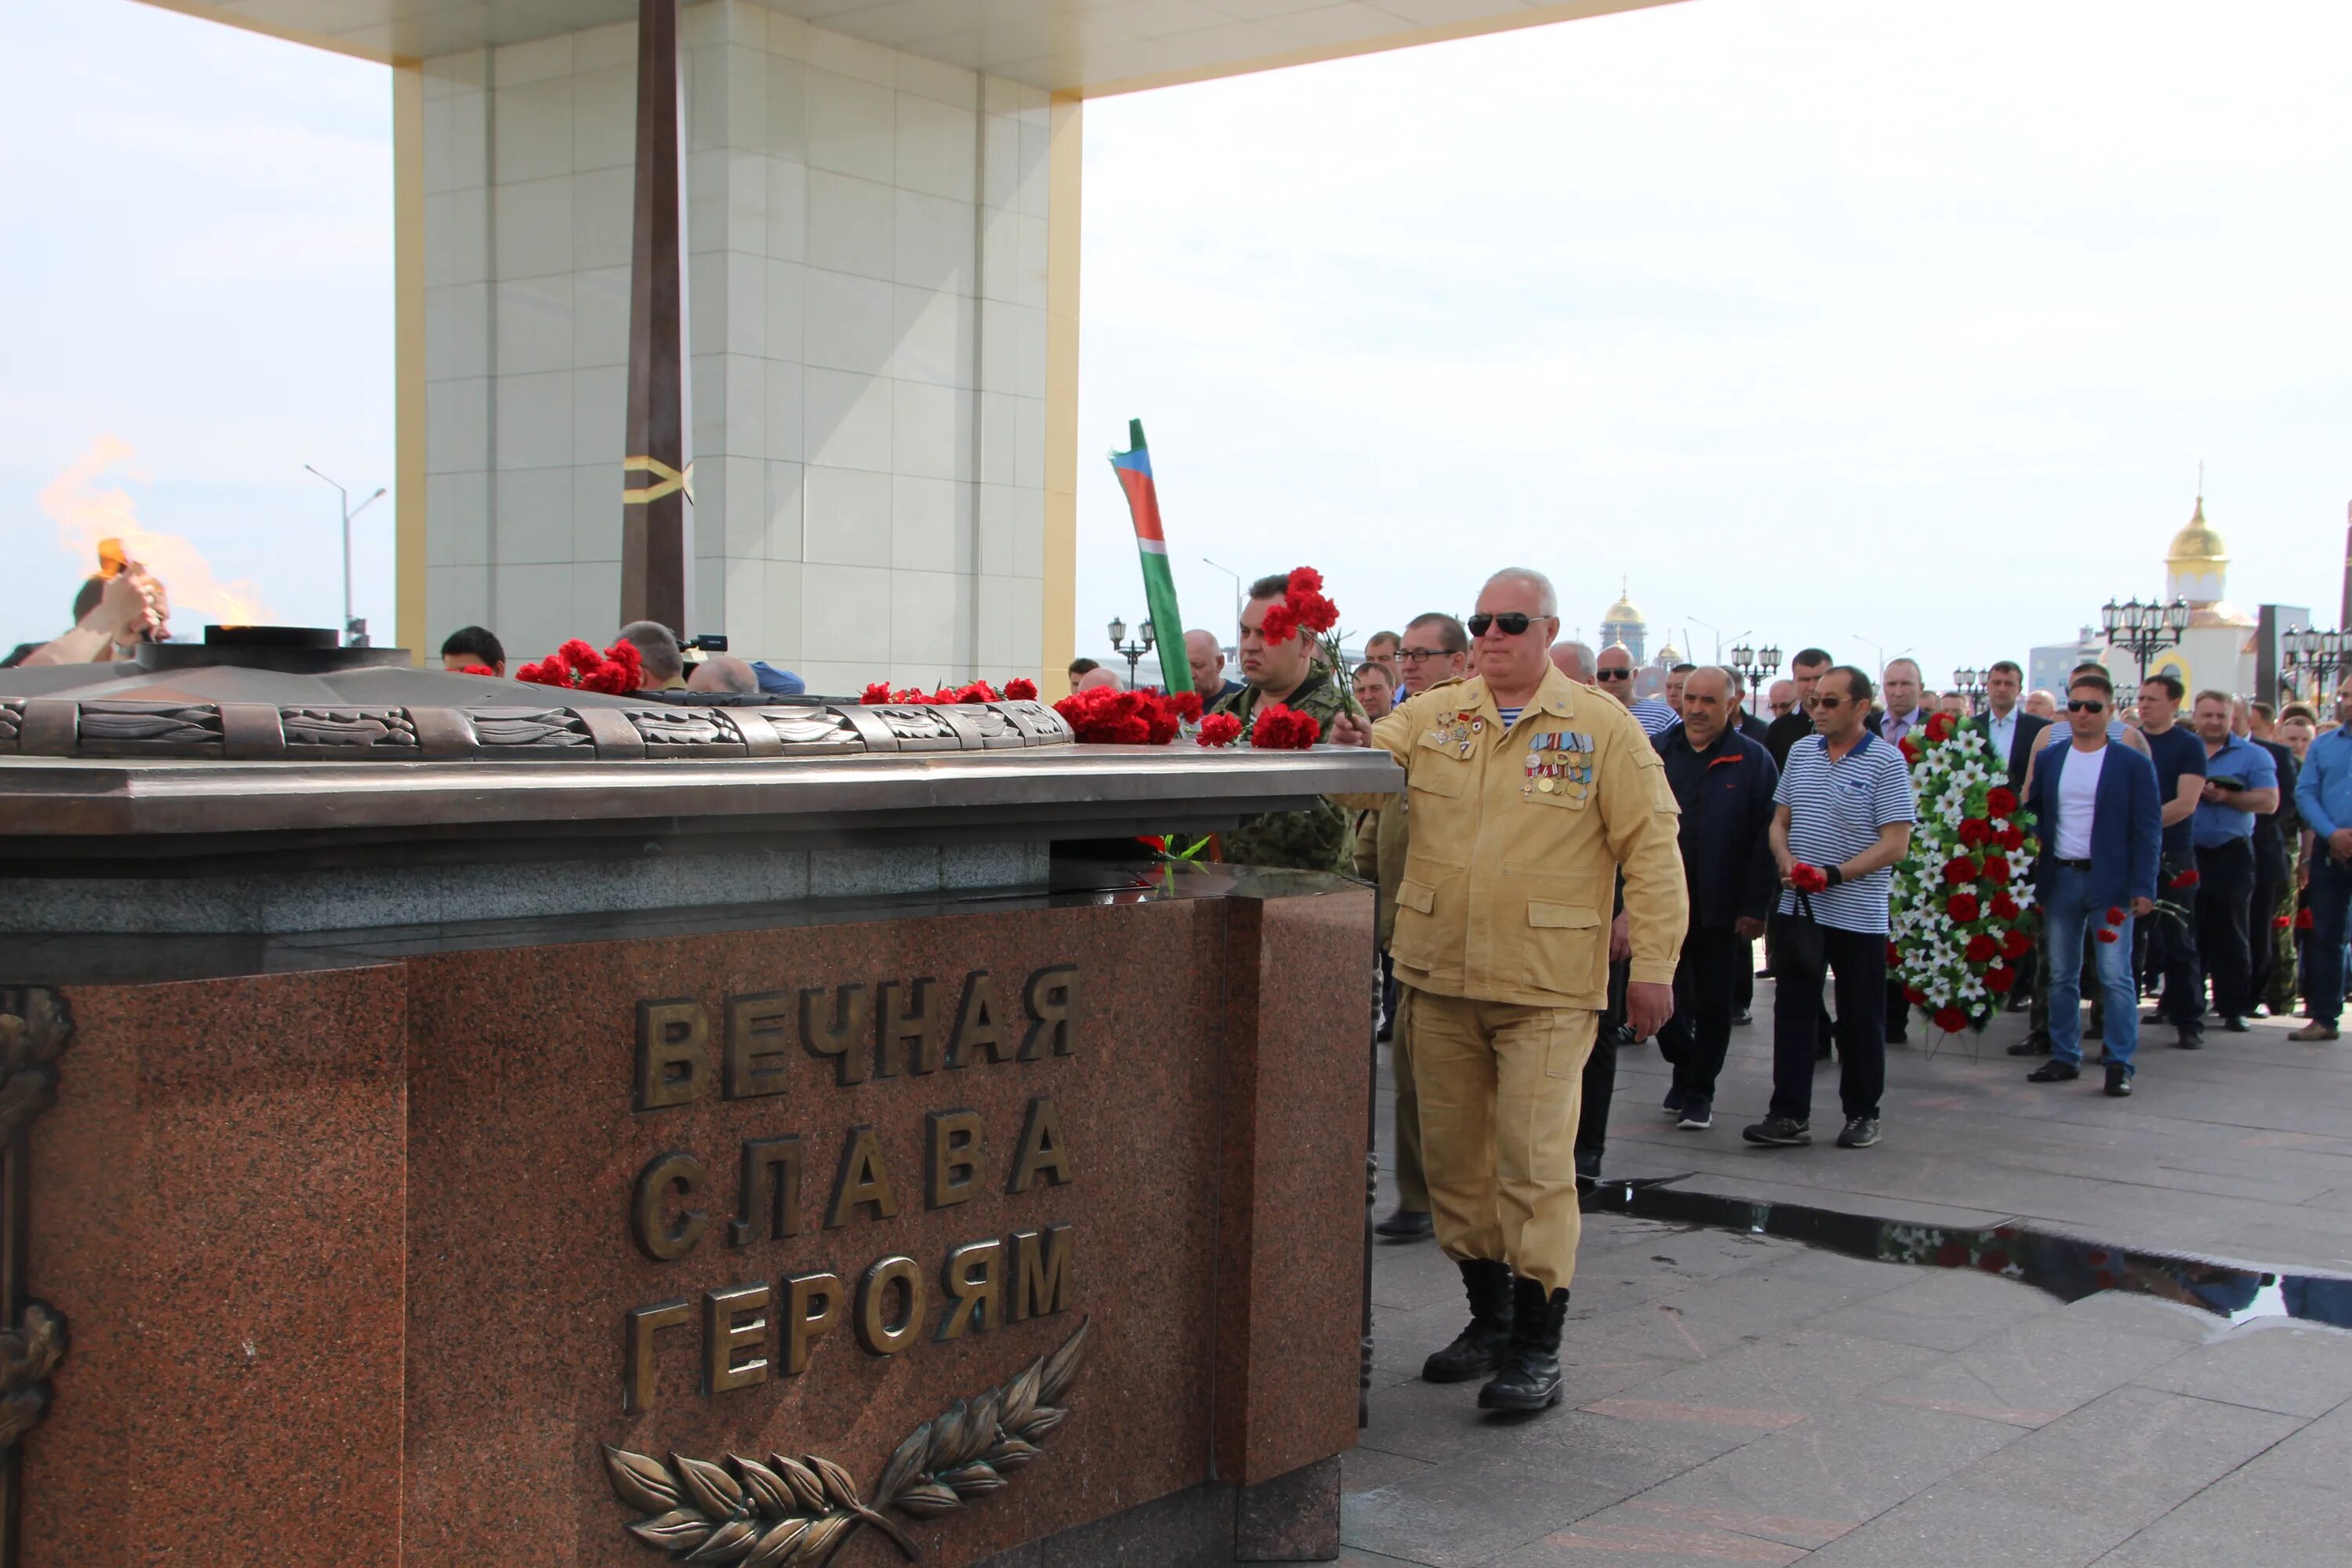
2068,699,2107,713
1467,612,1534,637
1594,668,1632,681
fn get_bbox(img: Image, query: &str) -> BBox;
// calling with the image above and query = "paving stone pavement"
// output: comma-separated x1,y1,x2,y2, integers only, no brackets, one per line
1345,979,2352,1567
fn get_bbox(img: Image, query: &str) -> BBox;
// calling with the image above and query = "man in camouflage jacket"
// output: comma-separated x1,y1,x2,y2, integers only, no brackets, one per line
1210,574,1361,872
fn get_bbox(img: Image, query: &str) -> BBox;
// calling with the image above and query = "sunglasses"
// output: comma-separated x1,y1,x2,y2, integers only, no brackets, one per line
2068,699,2107,713
1594,668,1632,682
1813,694,1849,709
1467,612,1535,637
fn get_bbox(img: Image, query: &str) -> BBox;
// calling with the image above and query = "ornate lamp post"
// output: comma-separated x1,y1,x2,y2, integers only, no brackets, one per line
2100,596,2191,681
1727,644,1780,715
1108,616,1156,688
2284,626,2347,702
1951,667,1987,716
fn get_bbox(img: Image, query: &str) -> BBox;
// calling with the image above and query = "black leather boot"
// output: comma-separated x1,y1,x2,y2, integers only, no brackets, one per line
1421,1258,1513,1382
1477,1276,1568,1411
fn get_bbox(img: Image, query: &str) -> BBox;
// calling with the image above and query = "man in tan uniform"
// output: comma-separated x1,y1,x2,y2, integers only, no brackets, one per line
1353,568,1687,1411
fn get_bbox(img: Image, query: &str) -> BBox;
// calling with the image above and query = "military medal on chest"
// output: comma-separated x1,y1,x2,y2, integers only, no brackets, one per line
1524,729,1595,797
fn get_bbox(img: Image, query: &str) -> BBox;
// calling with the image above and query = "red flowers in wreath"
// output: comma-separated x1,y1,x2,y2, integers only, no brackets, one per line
1249,703,1322,750
1933,1006,1969,1033
1981,855,2013,885
1957,818,1993,847
1924,712,1958,743
1947,891,1981,922
1984,965,2016,994
1990,891,2020,920
1256,567,1340,647
2000,928,2032,960
517,638,644,695
1942,855,1978,886
1964,933,1998,963
1985,786,2018,818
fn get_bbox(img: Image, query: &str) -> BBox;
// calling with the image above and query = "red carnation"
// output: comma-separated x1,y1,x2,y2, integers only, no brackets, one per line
1904,985,1926,1005
2274,913,2292,930
1986,786,2018,818
1926,712,1956,742
1168,690,1203,723
1004,677,1039,701
458,663,496,677
1290,589,1339,636
2296,908,2316,930
953,680,999,703
1990,892,2020,919
1947,891,1981,922
1287,566,1323,597
1790,862,1830,894
1197,713,1243,746
1957,818,1992,846
1250,703,1322,750
1982,855,2013,885
2169,868,2201,890
1984,965,2016,994
1259,601,1298,645
1900,738,1921,765
1943,856,1978,885
2096,927,2119,944
1965,934,1998,963
2000,929,2032,960
2105,906,2125,925
1933,1006,1968,1033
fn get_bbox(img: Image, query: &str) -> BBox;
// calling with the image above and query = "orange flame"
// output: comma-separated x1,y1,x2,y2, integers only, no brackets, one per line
37,437,274,626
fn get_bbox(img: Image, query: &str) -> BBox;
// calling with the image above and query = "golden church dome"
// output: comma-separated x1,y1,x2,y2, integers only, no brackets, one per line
1601,577,1643,626
2166,497,2227,568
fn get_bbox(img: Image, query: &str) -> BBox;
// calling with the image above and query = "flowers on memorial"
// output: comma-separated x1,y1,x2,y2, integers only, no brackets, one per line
456,663,496,677
516,638,644,694
1254,564,1364,721
1197,713,1243,747
1889,717,2040,1036
860,679,1005,706
1052,684,1182,745
1004,677,1039,701
1247,702,1322,750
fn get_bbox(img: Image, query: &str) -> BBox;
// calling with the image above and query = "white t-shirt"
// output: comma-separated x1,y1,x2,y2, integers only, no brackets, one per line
2054,742,2107,862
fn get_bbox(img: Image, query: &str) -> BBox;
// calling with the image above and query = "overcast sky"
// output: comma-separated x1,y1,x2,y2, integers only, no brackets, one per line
5,0,2345,687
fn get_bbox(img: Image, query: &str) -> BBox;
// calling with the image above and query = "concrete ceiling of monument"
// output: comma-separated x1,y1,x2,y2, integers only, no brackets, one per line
145,0,1669,96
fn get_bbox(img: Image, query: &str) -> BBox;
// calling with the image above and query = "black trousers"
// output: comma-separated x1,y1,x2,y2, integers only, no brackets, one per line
1769,914,1887,1123
1733,938,1755,1016
1657,926,1741,1102
2195,837,2257,1020
1577,956,1628,1160
2145,848,2204,1031
2247,835,2286,1010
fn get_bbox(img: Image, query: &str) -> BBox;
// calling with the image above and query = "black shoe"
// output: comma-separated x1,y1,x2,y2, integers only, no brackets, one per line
1662,1086,1689,1116
1814,1040,1835,1061
2027,1061,2081,1083
1478,1276,1568,1411
1731,1010,1752,1026
2176,1029,2204,1050
1422,1258,1513,1383
1677,1097,1713,1130
1375,1208,1433,1241
1742,1115,1811,1146
1886,1029,1909,1045
2104,1064,2133,1097
1835,1116,1882,1149
2222,1016,2249,1033
2007,1033,2053,1056
1573,1149,1601,1195
2086,1018,2104,1039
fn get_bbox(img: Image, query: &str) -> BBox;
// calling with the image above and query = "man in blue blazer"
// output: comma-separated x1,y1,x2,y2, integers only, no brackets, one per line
2023,670,2162,1095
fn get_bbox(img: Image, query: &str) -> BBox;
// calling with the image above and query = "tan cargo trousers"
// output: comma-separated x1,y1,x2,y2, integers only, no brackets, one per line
1402,985,1597,1296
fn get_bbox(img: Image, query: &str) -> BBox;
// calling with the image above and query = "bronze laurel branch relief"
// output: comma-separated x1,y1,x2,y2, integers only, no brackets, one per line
604,1316,1089,1568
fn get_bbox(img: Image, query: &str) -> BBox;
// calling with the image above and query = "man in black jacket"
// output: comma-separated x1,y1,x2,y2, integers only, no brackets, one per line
1968,659,2052,793
1765,648,1833,768
1653,667,1780,1130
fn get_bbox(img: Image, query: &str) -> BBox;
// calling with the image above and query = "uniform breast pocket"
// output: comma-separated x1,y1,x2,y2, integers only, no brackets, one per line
1523,899,1603,999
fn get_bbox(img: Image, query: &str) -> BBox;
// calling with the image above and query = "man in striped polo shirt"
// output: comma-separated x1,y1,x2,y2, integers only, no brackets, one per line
1745,664,1918,1150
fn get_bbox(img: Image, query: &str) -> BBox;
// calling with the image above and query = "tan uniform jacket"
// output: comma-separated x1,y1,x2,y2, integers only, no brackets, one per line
1351,666,1689,1009
1352,800,1409,950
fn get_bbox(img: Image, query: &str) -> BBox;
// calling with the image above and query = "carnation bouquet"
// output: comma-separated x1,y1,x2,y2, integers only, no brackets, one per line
1243,566,1359,727
517,638,645,694
861,678,1036,705
1888,712,2042,1039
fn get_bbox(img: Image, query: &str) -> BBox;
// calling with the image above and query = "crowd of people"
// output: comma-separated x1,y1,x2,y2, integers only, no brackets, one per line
1161,564,2352,1417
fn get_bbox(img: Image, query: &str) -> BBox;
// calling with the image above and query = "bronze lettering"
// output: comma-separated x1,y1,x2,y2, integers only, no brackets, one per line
1007,1095,1073,1193
624,1297,691,1414
1008,1224,1075,1320
855,1254,926,1355
1020,965,1079,1061
782,1270,843,1375
925,1109,984,1208
936,1239,1003,1341
800,984,872,1085
631,1150,709,1261
945,970,1010,1066
634,999,712,1111
826,1125,902,1228
703,1282,772,1394
728,1134,803,1247
875,978,942,1077
723,990,793,1099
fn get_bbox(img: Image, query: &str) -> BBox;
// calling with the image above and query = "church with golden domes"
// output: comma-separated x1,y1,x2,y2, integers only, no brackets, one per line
2103,495,2258,696
1599,579,1647,664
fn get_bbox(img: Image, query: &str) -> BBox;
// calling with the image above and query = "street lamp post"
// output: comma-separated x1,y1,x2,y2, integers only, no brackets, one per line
1951,667,1987,716
1728,643,1780,715
1202,558,1244,633
303,465,387,646
2283,626,2347,702
2099,596,2192,684
1108,615,1156,688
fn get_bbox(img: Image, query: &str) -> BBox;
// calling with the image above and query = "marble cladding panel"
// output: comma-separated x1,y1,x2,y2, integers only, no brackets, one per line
24,965,410,1563
399,896,1252,1566
419,2,1050,676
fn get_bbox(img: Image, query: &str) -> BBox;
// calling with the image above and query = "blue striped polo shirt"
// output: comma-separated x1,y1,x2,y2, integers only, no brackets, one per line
1774,729,1918,935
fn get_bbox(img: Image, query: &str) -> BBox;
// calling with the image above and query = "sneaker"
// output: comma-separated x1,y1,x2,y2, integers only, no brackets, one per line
2026,1061,2081,1083
1731,1010,1753,1026
2221,1016,2250,1033
1662,1086,1689,1116
2289,1022,2340,1042
1741,1115,1811,1147
1677,1097,1713,1130
1835,1116,1882,1149
2104,1063,2133,1097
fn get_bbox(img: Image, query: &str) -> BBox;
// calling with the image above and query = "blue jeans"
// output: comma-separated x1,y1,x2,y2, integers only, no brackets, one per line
2044,862,2138,1071
2309,855,2352,1026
